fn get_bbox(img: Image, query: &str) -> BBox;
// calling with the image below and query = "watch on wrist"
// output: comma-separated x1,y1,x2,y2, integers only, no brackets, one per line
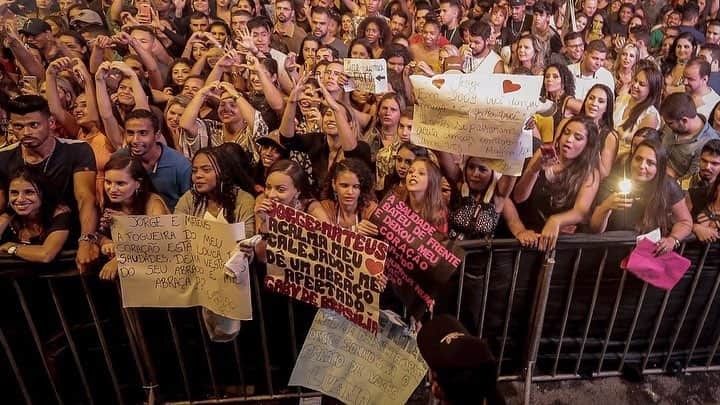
78,233,98,244
7,245,17,256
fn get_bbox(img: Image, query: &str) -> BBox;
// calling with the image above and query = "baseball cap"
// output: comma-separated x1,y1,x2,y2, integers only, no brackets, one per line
417,315,496,369
256,130,288,154
19,18,51,36
508,0,526,6
71,9,104,26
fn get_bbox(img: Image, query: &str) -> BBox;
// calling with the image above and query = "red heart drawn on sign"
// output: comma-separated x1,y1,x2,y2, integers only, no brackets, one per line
502,79,521,93
365,258,384,276
431,78,446,89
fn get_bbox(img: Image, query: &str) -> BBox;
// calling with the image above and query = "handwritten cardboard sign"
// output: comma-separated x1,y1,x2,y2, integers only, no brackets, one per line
344,58,388,93
411,73,541,175
263,201,387,333
111,215,251,320
370,194,462,316
289,309,427,405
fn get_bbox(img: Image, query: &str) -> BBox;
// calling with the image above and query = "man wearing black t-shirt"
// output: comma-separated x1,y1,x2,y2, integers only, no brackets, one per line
0,95,99,271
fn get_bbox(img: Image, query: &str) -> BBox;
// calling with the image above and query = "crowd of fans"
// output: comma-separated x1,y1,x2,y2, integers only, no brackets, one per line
1,0,720,401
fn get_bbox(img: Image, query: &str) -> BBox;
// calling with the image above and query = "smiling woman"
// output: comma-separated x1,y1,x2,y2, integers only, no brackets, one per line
0,167,71,263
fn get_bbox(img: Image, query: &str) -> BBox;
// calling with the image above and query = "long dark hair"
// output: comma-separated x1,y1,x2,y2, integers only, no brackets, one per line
190,147,239,223
540,63,575,99
322,158,376,211
580,83,615,131
212,142,256,194
5,167,62,240
621,65,662,132
549,115,602,209
663,32,698,76
633,139,674,233
103,156,156,215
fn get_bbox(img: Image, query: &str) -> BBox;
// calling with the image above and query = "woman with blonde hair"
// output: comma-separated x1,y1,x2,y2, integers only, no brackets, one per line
613,43,640,95
509,34,546,75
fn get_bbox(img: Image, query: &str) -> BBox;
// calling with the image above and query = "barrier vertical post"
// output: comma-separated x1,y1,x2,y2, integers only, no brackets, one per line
524,250,556,405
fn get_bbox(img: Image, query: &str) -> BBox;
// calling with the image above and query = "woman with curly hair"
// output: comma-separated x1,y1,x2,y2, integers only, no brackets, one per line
320,158,378,235
357,16,392,58
174,147,256,234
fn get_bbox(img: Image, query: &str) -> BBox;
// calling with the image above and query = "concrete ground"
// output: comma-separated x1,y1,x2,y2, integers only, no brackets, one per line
403,372,720,404
499,373,720,405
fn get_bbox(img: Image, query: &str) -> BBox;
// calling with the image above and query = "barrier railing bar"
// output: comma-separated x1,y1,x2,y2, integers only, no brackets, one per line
497,249,521,377
13,280,64,404
478,249,494,339
532,368,667,381
685,365,720,373
574,248,609,375
598,270,627,373
287,299,299,362
232,339,248,400
195,308,220,399
120,308,160,403
552,248,583,376
166,310,192,401
523,360,534,405
250,270,274,395
79,275,125,405
48,279,94,405
117,307,148,387
618,282,648,372
0,324,32,405
705,303,720,368
455,251,466,319
165,391,323,404
685,265,720,370
122,307,159,388
641,289,672,371
662,243,710,371
524,251,556,405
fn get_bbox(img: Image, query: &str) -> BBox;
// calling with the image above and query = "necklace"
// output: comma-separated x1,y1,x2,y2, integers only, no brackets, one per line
23,140,57,174
510,14,526,39
336,206,359,232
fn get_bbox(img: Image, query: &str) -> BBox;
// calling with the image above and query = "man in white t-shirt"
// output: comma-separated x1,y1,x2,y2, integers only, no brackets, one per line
568,39,615,101
684,57,720,119
460,20,502,74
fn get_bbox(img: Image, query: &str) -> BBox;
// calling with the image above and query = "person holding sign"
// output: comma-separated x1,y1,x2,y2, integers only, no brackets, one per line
0,167,71,263
97,156,171,280
175,147,256,233
402,157,449,236
320,158,379,234
513,116,602,251
254,159,330,262
590,140,692,255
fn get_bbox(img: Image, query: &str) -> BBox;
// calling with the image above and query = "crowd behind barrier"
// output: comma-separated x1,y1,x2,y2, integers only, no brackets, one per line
2,232,720,404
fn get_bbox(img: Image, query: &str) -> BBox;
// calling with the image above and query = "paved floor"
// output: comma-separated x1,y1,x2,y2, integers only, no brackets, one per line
499,373,720,404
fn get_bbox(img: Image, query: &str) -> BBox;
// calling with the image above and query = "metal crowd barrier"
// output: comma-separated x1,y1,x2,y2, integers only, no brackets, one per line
455,231,720,404
2,232,720,404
